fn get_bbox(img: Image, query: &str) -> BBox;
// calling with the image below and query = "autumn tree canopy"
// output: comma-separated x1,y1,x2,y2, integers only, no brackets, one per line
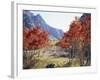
23,27,49,50
60,13,91,49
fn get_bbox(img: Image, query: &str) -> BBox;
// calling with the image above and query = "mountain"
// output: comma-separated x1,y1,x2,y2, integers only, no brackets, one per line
23,10,64,40
80,13,91,22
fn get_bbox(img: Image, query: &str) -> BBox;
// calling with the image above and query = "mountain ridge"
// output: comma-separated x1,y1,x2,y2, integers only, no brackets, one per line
23,10,64,40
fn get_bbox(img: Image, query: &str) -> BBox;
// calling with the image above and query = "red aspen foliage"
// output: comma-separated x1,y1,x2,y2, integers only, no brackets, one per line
60,14,91,49
23,27,49,50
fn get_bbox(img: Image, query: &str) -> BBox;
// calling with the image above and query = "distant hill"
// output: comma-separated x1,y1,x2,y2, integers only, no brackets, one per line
23,10,64,40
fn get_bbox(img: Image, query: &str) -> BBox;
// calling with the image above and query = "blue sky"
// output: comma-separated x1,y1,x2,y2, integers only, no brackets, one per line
31,11,82,32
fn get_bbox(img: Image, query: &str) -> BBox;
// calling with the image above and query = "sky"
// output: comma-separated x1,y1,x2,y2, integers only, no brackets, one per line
31,11,82,32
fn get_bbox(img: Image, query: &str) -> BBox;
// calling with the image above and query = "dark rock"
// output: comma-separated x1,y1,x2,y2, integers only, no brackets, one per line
46,64,55,68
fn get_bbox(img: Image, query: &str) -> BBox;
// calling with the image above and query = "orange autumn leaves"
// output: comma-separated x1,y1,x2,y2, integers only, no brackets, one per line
23,27,49,50
60,15,91,49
